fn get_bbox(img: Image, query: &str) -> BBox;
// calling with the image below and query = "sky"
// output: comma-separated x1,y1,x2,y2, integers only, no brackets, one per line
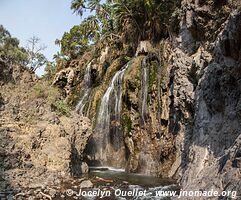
0,0,83,75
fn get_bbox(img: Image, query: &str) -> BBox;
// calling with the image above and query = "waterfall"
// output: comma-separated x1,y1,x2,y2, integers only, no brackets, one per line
140,53,160,125
157,53,162,133
94,61,131,167
76,61,92,116
140,58,149,125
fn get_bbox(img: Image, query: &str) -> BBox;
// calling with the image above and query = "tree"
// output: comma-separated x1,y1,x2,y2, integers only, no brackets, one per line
55,15,102,59
0,25,28,66
71,0,102,16
43,61,57,80
26,36,48,72
111,0,181,42
53,51,69,71
69,0,181,45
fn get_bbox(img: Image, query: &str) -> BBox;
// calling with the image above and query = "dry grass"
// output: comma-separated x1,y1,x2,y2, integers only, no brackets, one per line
30,81,60,104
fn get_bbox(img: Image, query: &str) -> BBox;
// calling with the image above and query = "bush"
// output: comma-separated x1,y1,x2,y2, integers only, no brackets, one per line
53,100,71,116
31,82,71,116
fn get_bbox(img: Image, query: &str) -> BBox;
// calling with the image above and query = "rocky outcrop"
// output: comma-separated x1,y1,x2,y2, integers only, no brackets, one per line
0,61,36,85
59,4,241,188
0,65,92,192
52,67,75,100
0,114,91,190
172,8,241,197
135,40,154,56
99,47,111,64
77,0,241,196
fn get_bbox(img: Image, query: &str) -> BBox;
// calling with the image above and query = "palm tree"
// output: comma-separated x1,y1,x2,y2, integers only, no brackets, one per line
112,0,180,43
68,0,180,54
71,0,102,16
71,0,85,16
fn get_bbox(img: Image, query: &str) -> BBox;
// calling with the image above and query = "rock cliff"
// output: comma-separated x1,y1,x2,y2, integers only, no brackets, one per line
172,3,241,197
54,0,241,198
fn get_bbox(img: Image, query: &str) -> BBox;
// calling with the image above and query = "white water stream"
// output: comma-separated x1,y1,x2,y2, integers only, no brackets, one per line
76,61,92,116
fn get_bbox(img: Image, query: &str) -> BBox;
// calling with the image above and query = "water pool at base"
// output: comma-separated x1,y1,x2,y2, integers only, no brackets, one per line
58,167,179,200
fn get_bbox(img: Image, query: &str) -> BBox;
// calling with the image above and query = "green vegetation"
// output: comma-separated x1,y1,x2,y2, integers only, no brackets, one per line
43,62,57,81
71,0,180,41
31,82,60,103
122,114,132,133
0,25,47,72
53,100,71,116
30,82,70,116
0,25,28,65
55,24,92,59
32,83,46,98
120,55,131,65
55,0,181,63
31,82,71,116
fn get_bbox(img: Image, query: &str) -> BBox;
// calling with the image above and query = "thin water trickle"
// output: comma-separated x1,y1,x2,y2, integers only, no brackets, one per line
141,58,149,124
76,61,92,116
141,66,148,124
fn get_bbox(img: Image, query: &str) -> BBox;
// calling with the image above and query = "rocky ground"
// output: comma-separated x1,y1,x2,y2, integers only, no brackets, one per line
0,62,92,199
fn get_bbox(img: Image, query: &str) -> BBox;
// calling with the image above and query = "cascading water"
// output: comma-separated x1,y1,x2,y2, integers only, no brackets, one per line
93,61,132,167
138,54,164,174
76,61,92,116
140,53,160,125
140,58,149,125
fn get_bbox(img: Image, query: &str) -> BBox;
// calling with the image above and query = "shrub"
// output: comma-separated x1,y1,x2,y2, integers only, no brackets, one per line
53,100,71,116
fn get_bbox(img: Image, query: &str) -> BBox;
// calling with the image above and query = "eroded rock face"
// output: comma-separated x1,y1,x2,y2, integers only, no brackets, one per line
135,41,154,56
0,114,91,190
0,62,36,85
0,61,12,84
0,69,92,191
164,6,241,197
52,67,76,102
121,54,176,176
177,9,241,196
99,47,111,64
61,5,241,184
95,0,239,193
